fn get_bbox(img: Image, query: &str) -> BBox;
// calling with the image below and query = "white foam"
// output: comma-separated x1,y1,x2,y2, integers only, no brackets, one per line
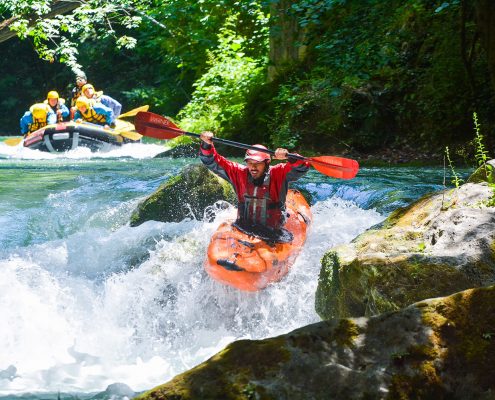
0,197,383,394
0,141,166,160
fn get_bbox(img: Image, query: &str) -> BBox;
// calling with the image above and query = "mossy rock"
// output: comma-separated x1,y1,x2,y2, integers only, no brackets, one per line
315,251,474,320
316,181,495,320
130,164,236,226
467,160,495,184
136,286,495,399
154,136,199,158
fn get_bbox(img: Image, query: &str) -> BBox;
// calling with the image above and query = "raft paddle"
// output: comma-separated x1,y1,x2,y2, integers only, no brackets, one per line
135,111,359,179
117,105,149,119
4,137,23,146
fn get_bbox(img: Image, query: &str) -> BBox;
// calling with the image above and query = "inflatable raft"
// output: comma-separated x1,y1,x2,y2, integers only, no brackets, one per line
23,119,140,153
205,190,312,291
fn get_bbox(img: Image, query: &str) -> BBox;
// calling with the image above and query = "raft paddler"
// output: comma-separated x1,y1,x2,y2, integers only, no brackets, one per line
199,131,310,238
44,91,70,122
74,96,115,129
20,103,57,136
81,83,122,117
69,71,88,119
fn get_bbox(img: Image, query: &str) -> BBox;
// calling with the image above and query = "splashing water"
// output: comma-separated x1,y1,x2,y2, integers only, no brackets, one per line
0,141,448,396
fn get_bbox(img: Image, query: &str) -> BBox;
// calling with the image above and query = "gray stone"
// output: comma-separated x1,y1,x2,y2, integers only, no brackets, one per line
315,181,495,320
137,285,495,400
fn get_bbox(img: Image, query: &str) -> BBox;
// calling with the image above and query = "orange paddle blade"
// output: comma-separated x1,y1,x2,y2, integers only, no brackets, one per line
4,137,23,146
308,156,359,179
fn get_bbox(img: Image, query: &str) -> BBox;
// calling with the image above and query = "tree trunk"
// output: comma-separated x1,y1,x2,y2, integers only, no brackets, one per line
474,0,495,89
268,0,307,81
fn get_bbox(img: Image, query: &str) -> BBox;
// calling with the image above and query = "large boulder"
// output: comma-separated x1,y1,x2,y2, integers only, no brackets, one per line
154,136,198,158
130,164,236,226
136,285,495,399
315,180,495,320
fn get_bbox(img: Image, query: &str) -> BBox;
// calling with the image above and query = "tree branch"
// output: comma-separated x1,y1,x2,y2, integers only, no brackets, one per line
0,0,81,44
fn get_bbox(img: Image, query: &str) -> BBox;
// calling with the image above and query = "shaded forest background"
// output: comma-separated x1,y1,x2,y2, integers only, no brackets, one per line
1,0,495,164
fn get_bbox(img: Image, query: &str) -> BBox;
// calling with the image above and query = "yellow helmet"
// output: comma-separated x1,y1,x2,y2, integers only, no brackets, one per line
47,91,59,100
76,96,91,110
82,83,94,93
30,103,48,119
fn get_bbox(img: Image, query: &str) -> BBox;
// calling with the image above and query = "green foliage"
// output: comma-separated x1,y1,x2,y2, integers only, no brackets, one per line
445,146,463,188
244,0,494,154
177,12,268,135
0,0,269,133
473,112,490,166
2,0,495,157
471,112,493,183
4,0,151,71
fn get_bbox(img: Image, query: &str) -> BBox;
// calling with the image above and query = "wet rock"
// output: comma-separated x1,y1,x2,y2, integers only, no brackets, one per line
467,159,495,184
316,181,495,320
136,285,495,400
130,164,236,226
153,136,199,158
91,382,136,400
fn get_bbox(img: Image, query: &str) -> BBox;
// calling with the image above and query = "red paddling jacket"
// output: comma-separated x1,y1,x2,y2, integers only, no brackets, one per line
199,143,309,229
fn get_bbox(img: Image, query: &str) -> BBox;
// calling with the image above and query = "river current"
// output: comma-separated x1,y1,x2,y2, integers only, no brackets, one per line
0,138,450,398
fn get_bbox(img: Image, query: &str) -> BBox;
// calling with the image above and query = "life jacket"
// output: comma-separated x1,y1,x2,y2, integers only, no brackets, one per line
237,173,284,228
80,107,106,125
71,87,84,107
45,99,65,122
28,118,47,134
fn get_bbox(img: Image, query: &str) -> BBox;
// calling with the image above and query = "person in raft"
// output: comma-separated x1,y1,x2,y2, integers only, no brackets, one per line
69,71,88,119
81,83,122,118
73,96,115,129
199,131,310,242
20,103,57,137
44,91,70,122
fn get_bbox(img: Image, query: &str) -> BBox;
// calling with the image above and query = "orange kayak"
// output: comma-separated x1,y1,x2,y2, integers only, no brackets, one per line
205,190,312,291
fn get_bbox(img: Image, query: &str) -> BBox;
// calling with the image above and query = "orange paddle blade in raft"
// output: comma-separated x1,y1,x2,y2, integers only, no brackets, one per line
205,190,312,291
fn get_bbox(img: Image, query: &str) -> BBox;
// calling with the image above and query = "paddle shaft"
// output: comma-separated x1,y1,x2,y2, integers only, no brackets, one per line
135,112,359,178
166,128,310,161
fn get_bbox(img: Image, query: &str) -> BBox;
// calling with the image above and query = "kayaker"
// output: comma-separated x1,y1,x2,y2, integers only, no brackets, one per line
20,103,57,136
44,91,70,122
74,97,115,129
81,83,122,117
69,71,87,119
199,131,310,240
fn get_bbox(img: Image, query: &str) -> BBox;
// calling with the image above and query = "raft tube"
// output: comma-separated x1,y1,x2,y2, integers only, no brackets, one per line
23,120,139,153
205,189,312,291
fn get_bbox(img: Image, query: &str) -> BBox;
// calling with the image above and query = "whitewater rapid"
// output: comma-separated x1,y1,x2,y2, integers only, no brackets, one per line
0,141,390,395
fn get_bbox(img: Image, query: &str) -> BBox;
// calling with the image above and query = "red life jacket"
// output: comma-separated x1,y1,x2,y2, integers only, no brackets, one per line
237,173,284,228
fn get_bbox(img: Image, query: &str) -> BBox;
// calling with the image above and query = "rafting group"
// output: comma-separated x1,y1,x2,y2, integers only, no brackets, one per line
133,111,360,291
13,72,143,152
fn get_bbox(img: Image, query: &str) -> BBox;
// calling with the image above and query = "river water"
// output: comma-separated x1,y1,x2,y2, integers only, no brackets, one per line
0,138,451,398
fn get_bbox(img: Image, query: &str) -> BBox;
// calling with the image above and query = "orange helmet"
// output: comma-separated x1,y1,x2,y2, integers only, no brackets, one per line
244,145,271,162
